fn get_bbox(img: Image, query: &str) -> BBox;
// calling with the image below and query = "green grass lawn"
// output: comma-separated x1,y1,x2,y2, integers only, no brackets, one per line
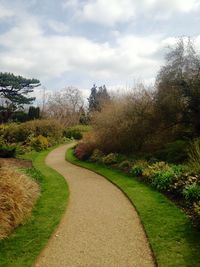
66,148,200,267
0,147,69,267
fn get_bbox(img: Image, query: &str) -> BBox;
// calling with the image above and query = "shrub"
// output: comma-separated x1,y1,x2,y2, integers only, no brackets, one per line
2,120,63,144
0,167,40,239
90,149,104,162
63,127,82,140
183,184,200,202
142,161,175,190
0,145,16,158
151,170,174,191
30,135,49,151
131,166,143,177
102,153,118,165
143,161,171,177
131,160,148,177
92,89,155,154
170,173,199,194
118,160,132,170
74,133,96,160
156,140,188,163
26,120,63,144
3,123,32,143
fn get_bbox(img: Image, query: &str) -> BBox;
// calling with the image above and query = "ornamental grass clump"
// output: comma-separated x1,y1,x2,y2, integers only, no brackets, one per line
188,139,200,170
0,167,40,239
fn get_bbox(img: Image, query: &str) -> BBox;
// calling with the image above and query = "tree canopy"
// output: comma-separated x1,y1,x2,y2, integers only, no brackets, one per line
155,38,200,137
88,84,110,112
0,72,40,111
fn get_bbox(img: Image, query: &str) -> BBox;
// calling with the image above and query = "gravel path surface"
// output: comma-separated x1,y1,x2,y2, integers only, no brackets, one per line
34,144,155,267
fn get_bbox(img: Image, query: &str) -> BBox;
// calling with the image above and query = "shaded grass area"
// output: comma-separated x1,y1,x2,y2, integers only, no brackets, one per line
70,124,92,133
0,147,69,267
66,148,200,267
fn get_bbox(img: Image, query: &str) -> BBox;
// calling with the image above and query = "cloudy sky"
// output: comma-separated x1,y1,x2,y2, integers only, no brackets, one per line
0,0,200,98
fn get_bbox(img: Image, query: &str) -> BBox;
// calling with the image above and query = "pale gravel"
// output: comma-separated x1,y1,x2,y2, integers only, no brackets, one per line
34,144,155,267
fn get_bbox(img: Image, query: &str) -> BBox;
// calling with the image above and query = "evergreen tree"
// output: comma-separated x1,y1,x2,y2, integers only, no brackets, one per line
88,84,110,112
88,84,98,112
0,72,40,121
28,106,40,120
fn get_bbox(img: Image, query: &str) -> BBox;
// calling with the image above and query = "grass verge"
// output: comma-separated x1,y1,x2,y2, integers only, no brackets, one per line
66,148,200,267
0,147,69,267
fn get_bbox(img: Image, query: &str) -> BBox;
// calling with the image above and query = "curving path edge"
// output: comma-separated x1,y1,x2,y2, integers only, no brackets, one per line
34,144,155,267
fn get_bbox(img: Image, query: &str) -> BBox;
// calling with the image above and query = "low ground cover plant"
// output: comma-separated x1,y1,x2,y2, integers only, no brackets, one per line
74,140,200,227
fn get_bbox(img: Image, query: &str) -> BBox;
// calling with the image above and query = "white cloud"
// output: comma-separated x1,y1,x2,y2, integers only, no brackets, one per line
0,3,14,19
0,16,171,84
80,0,135,26
48,20,69,33
63,0,200,25
1,0,200,93
62,0,79,9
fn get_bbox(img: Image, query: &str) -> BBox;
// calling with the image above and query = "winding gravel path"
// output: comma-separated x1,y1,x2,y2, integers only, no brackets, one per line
35,144,155,267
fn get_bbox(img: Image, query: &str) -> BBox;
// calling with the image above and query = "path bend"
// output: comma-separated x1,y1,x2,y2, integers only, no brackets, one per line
35,144,155,267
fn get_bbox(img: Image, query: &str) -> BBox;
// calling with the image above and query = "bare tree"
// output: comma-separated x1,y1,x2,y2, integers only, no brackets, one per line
45,86,84,126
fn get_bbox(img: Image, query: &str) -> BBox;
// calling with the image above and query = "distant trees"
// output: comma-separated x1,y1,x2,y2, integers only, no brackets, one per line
0,72,40,122
45,86,84,126
28,106,40,120
155,38,200,138
88,84,110,112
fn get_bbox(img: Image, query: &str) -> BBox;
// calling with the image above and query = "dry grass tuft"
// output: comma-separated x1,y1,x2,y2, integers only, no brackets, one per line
0,167,40,239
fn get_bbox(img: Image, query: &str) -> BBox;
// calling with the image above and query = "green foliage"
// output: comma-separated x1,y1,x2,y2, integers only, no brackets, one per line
183,184,200,202
151,170,174,191
2,119,63,144
68,124,92,132
118,160,132,170
142,161,175,191
88,84,110,112
3,123,32,143
170,172,199,194
131,166,143,177
10,111,29,122
131,160,148,177
63,127,82,140
30,135,49,151
28,106,40,120
156,140,188,163
102,153,118,165
0,73,40,122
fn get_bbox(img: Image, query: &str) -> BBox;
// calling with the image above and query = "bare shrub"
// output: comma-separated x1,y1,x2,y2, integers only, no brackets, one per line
0,167,40,239
92,86,155,154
